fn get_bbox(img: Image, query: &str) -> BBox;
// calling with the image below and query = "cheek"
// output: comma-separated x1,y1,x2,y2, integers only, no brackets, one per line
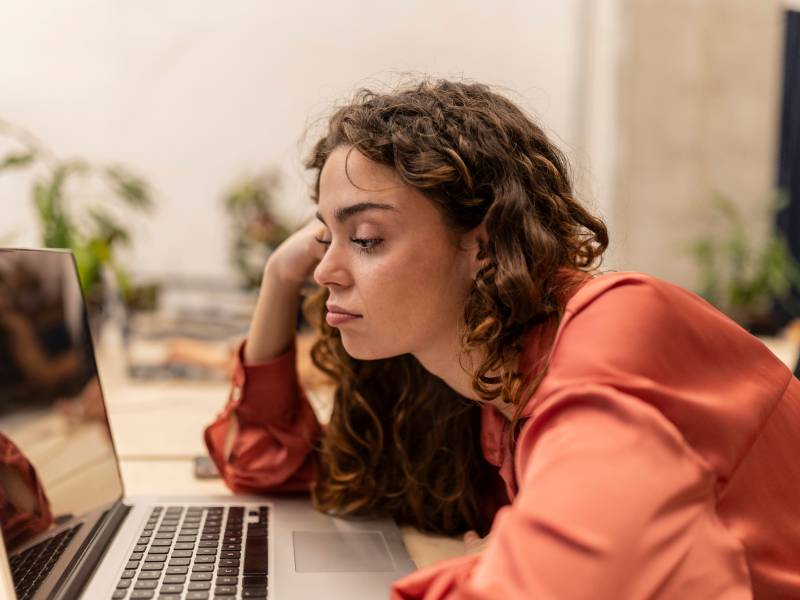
357,246,468,323
357,256,415,318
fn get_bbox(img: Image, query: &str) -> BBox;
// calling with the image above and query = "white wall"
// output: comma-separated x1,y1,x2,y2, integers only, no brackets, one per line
0,1,591,280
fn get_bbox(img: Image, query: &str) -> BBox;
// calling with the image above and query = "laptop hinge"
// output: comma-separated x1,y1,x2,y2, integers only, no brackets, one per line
48,500,131,600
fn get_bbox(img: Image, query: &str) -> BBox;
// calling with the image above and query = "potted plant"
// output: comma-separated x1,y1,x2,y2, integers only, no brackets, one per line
686,191,800,335
221,168,291,289
0,118,157,320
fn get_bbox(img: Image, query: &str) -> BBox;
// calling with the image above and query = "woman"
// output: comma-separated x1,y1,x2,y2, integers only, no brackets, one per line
206,79,800,599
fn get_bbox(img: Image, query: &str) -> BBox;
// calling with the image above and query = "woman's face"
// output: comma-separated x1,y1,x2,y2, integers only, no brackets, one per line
313,146,481,365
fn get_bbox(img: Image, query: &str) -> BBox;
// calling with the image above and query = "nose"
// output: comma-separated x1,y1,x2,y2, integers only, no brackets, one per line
312,242,351,289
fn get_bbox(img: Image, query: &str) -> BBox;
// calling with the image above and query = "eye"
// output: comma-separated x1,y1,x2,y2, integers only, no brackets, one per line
351,237,382,254
313,237,382,255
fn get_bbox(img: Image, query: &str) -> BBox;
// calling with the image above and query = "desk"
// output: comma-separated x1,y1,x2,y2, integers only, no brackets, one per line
96,355,467,571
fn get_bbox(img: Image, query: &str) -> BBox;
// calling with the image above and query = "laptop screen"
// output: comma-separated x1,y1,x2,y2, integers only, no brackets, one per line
0,249,123,553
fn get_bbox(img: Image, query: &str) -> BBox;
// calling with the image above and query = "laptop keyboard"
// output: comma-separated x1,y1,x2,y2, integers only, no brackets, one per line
112,505,269,600
9,523,83,600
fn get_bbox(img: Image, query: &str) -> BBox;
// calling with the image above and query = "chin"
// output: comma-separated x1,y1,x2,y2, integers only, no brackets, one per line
339,335,403,361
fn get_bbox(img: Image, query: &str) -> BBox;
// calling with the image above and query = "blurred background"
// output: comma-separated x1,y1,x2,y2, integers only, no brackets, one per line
2,0,800,381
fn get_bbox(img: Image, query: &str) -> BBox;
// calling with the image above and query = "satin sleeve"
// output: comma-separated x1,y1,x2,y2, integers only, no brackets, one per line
390,385,751,599
204,339,322,494
0,432,53,548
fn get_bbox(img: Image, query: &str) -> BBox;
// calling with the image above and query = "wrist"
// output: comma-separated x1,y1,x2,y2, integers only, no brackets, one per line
263,258,304,292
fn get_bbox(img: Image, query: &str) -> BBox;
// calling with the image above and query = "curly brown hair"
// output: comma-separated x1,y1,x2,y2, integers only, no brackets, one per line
301,78,608,536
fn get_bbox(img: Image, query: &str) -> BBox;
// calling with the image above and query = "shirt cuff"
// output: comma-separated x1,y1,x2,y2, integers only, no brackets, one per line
229,338,304,427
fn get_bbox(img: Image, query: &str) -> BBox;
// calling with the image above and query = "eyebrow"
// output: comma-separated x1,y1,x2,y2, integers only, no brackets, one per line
315,201,399,225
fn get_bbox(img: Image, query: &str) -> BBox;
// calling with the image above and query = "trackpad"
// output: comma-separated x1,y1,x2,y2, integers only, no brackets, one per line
293,531,395,572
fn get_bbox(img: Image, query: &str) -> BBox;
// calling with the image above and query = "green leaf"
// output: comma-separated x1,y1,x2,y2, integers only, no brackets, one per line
88,207,131,246
34,175,74,248
0,151,36,172
72,242,102,293
104,166,154,211
87,237,112,264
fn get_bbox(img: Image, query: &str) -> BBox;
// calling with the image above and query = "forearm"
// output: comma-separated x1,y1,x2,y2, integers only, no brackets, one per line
244,263,302,365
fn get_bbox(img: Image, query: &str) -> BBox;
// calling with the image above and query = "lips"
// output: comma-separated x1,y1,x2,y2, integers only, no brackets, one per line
326,303,361,316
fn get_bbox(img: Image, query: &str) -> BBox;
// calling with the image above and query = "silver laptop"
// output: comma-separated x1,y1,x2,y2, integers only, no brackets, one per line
0,248,414,600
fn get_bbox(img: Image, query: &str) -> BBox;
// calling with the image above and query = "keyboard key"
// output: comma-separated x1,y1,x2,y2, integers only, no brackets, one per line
141,563,165,571
188,581,211,591
125,561,140,570
117,579,132,588
216,576,238,586
138,572,161,580
242,588,267,599
214,586,236,596
194,556,215,564
218,558,239,567
163,575,186,584
147,547,169,554
168,558,190,566
186,592,209,600
134,580,158,589
216,567,237,576
166,566,188,575
189,572,212,581
145,554,167,562
112,590,127,599
121,569,137,579
175,542,195,550
159,584,184,594
191,564,214,572
130,589,155,598
171,550,193,558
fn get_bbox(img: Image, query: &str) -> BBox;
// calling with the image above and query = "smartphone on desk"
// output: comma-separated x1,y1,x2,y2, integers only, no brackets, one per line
193,455,220,479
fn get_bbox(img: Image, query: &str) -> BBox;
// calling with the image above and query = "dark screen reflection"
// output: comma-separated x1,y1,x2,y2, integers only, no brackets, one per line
0,249,122,551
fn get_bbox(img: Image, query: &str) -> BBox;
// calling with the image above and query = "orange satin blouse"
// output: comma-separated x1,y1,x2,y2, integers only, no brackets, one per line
205,271,800,598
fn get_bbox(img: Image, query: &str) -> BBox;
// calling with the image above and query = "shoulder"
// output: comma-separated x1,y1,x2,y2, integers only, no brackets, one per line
565,270,701,319
539,269,785,397
558,270,735,348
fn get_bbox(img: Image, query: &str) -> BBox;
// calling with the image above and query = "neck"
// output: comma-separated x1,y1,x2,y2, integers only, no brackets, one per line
414,335,513,419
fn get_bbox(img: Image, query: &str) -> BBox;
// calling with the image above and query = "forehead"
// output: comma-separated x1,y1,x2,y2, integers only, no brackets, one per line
317,146,440,225
319,146,402,197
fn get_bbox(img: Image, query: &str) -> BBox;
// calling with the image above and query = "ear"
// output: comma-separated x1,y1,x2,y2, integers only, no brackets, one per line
463,220,489,279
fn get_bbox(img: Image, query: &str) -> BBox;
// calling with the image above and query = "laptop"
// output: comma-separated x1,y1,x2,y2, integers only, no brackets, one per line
0,248,415,600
